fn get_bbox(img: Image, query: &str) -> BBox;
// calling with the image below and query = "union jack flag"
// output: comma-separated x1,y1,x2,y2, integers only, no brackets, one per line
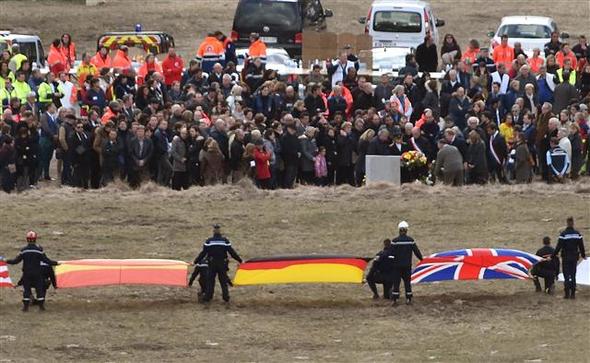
0,258,13,288
411,248,542,283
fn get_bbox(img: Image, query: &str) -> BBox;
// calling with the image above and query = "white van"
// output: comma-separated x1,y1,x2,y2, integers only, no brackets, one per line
0,31,46,69
359,0,444,49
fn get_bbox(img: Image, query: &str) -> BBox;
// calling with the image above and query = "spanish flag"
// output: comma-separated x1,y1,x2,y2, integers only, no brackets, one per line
232,255,369,286
55,259,189,288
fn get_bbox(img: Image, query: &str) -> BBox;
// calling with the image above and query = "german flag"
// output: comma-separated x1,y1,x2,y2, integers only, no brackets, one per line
55,259,189,288
232,255,369,286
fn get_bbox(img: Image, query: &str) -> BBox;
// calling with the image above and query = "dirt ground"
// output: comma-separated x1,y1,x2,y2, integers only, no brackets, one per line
0,182,589,362
1,0,589,59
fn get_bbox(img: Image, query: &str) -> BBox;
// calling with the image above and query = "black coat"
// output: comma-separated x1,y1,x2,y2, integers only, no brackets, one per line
304,94,326,117
327,96,347,118
336,133,356,167
280,133,301,165
367,137,391,156
352,89,374,111
102,139,122,172
466,141,488,177
229,139,244,171
487,132,508,166
451,136,468,160
415,43,438,72
14,135,37,171
70,131,92,166
129,138,154,169
386,235,423,268
7,243,58,276
390,141,412,156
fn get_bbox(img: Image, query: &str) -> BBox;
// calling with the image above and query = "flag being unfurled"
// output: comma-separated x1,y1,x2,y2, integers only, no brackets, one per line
0,259,14,288
411,248,542,283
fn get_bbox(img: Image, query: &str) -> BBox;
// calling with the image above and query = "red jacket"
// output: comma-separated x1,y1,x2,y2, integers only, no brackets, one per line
253,148,271,180
161,54,184,86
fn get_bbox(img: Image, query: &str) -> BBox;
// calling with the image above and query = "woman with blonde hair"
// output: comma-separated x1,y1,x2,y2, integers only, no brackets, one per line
354,128,376,186
199,138,225,185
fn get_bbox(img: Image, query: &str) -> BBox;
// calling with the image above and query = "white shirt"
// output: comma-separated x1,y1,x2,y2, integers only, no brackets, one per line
491,71,510,94
59,80,74,109
330,59,356,88
558,137,572,173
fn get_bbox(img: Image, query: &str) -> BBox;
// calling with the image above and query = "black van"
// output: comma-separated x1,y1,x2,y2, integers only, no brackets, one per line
231,0,333,59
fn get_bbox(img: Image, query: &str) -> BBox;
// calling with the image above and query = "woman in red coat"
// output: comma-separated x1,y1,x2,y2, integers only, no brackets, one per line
253,139,271,189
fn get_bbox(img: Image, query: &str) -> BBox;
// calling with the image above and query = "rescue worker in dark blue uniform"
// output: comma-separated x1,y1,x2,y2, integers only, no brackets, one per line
194,224,243,303
366,239,393,299
5,231,59,311
531,236,559,295
388,221,423,306
552,217,586,299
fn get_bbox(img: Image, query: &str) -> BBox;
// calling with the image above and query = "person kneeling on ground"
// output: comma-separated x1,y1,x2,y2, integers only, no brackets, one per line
366,239,393,300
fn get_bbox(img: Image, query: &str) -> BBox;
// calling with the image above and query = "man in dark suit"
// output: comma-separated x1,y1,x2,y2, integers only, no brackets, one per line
486,123,508,183
128,125,153,188
69,121,92,188
409,126,435,162
39,103,59,180
389,127,411,156
121,94,135,124
444,128,468,161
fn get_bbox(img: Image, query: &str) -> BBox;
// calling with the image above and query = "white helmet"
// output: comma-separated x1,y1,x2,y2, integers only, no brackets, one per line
398,221,409,230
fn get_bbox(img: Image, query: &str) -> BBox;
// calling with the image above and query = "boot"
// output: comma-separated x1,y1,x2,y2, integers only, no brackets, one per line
22,301,30,312
372,293,379,300
406,297,413,305
547,284,555,295
570,289,575,299
38,301,46,311
533,278,542,292
391,299,398,307
564,288,570,299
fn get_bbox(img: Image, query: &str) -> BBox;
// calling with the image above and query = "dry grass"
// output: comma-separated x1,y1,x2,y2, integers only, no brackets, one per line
1,182,589,362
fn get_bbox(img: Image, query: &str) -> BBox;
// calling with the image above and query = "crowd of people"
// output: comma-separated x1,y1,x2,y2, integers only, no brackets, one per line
1,30,589,192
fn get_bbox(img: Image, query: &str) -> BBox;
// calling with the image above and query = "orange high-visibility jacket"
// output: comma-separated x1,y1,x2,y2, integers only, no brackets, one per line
137,59,163,86
248,39,267,63
527,56,544,74
461,48,480,65
60,42,76,66
196,36,225,63
91,52,113,70
47,45,69,74
555,51,577,69
492,45,514,68
112,50,132,70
